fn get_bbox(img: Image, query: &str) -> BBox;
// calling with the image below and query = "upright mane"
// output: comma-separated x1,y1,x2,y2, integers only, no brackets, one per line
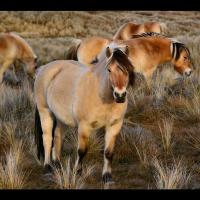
131,32,168,39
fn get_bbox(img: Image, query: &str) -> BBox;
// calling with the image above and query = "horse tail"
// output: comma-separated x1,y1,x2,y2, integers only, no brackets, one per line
159,22,168,34
34,106,44,161
65,39,82,60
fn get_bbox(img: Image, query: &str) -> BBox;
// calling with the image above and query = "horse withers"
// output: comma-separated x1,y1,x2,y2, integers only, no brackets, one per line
34,43,135,185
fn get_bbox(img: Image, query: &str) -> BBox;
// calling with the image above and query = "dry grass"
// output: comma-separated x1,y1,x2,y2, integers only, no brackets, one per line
120,125,160,168
0,11,200,189
51,157,95,189
0,152,29,189
152,158,191,189
158,118,174,155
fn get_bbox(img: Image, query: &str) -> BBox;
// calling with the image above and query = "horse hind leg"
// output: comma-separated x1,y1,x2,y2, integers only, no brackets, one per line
75,124,91,175
52,120,65,169
38,108,54,171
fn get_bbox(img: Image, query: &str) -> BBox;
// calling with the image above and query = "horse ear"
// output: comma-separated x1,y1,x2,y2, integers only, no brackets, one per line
125,45,129,55
106,46,112,58
117,45,129,55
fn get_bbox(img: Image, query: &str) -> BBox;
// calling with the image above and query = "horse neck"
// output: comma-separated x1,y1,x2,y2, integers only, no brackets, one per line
92,59,114,103
144,38,172,64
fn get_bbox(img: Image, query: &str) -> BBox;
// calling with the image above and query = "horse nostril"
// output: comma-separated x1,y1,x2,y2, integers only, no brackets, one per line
114,91,126,99
185,70,192,76
121,91,127,98
114,92,120,98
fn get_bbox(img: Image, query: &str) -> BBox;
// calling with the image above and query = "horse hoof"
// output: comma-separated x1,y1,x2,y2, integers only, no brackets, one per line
102,172,113,184
44,164,53,173
76,168,83,176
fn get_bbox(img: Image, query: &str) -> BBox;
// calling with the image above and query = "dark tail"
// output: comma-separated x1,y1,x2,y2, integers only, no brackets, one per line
65,41,81,61
34,106,44,161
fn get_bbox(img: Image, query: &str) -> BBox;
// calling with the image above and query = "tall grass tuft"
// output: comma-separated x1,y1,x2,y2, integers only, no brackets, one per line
158,118,174,155
153,158,191,189
52,157,95,189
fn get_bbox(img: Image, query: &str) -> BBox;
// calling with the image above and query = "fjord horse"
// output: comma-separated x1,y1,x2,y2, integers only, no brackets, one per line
34,43,135,184
65,22,167,67
117,32,193,87
66,33,193,88
0,32,38,84
113,22,167,40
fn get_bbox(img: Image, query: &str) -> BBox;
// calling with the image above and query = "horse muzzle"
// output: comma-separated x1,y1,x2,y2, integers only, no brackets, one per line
184,68,192,77
114,91,126,103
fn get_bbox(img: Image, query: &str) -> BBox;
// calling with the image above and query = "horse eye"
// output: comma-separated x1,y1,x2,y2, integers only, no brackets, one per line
108,68,111,72
184,56,187,60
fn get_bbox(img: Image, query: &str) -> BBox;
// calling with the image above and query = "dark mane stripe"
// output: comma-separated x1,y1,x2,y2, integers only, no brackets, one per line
173,42,191,61
131,32,167,39
172,42,176,59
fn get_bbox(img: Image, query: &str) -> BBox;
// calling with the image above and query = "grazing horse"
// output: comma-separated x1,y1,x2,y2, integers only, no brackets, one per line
34,43,135,184
0,32,38,84
65,22,167,67
113,22,168,40
66,32,193,88
116,32,193,87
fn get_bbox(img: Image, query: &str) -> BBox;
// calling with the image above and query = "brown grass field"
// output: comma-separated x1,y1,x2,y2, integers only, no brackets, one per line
0,11,200,189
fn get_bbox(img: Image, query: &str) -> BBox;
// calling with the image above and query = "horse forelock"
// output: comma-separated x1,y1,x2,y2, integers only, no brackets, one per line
171,41,191,61
106,49,135,86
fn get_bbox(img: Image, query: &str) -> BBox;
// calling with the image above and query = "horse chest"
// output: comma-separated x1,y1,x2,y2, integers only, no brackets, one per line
88,104,126,130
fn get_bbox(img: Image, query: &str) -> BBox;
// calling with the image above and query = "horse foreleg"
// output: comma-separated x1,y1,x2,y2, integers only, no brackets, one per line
75,124,91,175
52,120,64,168
0,59,13,84
39,108,54,170
102,120,123,184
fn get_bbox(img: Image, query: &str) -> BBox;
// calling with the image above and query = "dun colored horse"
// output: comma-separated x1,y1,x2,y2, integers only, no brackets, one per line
66,22,167,67
113,21,167,40
34,43,135,184
66,33,193,87
0,32,38,84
